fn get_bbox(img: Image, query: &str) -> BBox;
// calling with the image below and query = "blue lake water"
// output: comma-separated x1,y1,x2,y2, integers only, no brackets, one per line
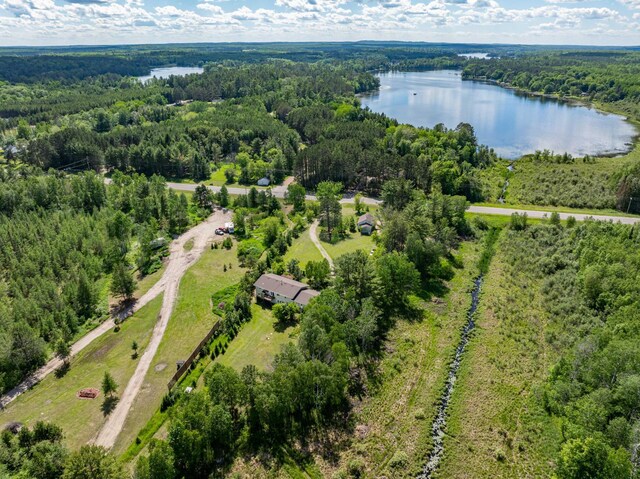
137,66,204,83
360,70,637,159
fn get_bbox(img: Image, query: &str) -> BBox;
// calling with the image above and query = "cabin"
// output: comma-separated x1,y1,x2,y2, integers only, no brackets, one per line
357,213,375,235
254,273,319,309
257,177,270,187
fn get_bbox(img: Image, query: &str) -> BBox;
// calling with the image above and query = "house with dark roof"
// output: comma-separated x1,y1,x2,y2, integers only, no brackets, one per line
254,273,319,309
357,213,375,235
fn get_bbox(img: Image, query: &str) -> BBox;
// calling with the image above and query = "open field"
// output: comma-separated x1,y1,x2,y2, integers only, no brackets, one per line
283,227,324,267
0,295,163,450
436,232,561,479
113,241,246,454
504,146,639,210
217,304,298,372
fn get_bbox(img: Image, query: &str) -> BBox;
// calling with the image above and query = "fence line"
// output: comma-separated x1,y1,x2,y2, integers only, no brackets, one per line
167,320,221,390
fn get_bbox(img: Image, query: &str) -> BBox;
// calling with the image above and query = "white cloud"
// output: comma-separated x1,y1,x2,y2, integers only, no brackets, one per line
0,0,637,46
619,0,640,9
197,2,223,13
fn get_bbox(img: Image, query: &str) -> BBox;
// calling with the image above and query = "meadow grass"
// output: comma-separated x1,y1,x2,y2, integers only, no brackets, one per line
436,231,561,479
301,240,486,478
0,295,163,450
504,146,639,210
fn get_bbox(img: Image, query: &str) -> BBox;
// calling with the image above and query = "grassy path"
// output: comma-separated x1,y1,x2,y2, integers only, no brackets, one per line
0,295,163,449
309,220,334,269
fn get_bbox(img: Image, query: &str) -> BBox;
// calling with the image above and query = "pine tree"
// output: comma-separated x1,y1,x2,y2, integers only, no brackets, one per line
102,372,118,397
111,262,136,300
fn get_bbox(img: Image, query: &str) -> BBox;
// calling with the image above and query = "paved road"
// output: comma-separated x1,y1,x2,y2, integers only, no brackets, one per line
163,181,640,224
467,205,640,224
93,209,230,449
160,181,382,205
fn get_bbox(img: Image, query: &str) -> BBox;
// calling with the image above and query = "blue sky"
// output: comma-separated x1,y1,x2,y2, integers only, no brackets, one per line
0,0,638,46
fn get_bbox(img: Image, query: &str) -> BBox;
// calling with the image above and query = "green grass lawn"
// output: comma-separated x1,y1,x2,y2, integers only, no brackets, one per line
0,295,163,450
113,242,246,454
217,304,298,373
321,204,377,260
208,163,235,186
322,232,375,259
283,228,324,268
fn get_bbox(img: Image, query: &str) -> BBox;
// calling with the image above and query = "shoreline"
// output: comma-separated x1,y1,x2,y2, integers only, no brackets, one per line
358,68,640,159
461,75,640,157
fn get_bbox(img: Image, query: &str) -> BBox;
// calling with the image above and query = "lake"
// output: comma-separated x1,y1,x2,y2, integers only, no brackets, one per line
360,70,637,159
137,66,204,83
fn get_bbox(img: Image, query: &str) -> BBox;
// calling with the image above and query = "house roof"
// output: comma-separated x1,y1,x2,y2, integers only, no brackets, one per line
295,289,320,306
254,273,307,300
357,213,375,226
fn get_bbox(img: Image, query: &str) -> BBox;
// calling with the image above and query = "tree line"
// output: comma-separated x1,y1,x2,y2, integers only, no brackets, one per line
0,168,189,393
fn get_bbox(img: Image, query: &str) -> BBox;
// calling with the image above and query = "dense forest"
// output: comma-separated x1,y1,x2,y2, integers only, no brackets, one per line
0,41,531,83
462,51,640,120
494,218,640,478
2,60,499,199
0,168,189,393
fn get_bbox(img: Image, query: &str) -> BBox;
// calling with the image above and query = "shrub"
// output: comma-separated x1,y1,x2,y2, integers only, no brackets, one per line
389,451,409,469
510,212,528,230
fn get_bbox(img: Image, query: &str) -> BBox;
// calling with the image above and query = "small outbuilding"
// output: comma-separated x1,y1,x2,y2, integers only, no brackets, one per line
357,213,375,235
257,177,270,187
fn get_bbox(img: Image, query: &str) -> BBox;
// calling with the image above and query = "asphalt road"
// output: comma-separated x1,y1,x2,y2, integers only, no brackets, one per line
162,180,640,224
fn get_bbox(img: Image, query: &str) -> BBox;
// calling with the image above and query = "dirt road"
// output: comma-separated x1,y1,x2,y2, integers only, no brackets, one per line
0,211,226,412
93,209,230,448
309,220,335,270
0,258,171,410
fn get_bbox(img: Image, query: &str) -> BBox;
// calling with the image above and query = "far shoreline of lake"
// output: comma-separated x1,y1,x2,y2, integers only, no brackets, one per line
360,70,638,159
137,66,204,83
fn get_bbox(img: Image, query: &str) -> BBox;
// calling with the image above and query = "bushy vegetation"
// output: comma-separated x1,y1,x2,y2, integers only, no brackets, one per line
0,422,122,479
505,154,624,210
498,220,640,477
